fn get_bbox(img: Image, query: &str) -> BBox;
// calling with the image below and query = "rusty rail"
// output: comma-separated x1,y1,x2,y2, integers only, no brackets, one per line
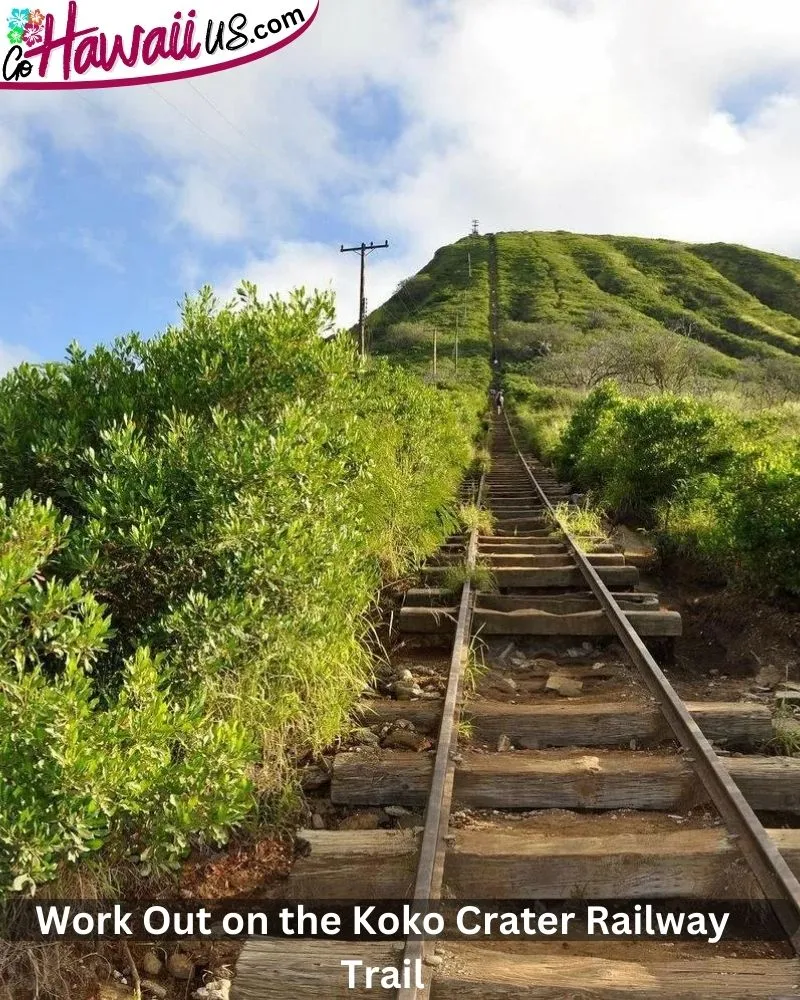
396,466,486,1000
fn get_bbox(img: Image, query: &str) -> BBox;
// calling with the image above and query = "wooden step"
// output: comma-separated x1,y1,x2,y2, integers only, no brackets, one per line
289,829,418,898
432,947,800,1000
286,825,800,899
475,594,658,612
491,566,640,588
234,942,800,998
331,751,800,813
482,553,625,567
356,701,773,749
480,543,568,555
445,825,800,899
472,608,682,637
400,607,681,637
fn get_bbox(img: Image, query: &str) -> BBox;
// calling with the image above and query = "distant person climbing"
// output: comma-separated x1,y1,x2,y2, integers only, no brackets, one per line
496,391,504,415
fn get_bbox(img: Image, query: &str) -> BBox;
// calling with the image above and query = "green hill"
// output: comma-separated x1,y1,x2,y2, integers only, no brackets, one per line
368,231,800,390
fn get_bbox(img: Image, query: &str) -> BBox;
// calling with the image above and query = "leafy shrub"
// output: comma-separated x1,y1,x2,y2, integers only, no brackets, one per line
0,496,255,890
0,285,482,893
725,442,800,593
554,383,799,593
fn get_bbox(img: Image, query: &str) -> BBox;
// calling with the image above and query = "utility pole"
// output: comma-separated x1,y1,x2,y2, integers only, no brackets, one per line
468,252,472,279
433,326,438,379
340,240,389,359
454,313,459,379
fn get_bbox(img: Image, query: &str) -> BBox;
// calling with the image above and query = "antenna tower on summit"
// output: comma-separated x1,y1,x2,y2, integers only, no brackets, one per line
471,219,480,236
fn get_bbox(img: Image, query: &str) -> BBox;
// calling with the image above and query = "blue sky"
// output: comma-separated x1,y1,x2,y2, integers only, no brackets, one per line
0,81,408,361
3,0,800,368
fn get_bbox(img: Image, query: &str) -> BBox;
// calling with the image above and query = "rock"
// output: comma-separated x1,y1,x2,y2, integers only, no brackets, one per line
382,730,431,752
167,953,194,980
339,811,383,831
497,642,517,665
564,643,597,659
394,719,416,731
394,681,424,700
755,663,786,689
396,669,415,683
497,735,511,752
491,677,518,695
385,805,412,818
545,674,584,697
351,728,381,747
311,813,326,831
576,755,602,773
424,954,444,968
141,952,163,977
193,980,232,1000
529,658,559,672
421,691,442,700
300,765,331,791
142,983,168,1000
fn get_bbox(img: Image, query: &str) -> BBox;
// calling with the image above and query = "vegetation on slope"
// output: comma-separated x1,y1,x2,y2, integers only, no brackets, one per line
372,228,800,595
552,383,800,594
474,230,800,596
0,285,483,895
493,230,800,367
368,236,493,387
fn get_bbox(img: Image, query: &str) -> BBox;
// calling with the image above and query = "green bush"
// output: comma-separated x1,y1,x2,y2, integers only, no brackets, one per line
554,383,799,593
0,285,482,893
725,442,800,593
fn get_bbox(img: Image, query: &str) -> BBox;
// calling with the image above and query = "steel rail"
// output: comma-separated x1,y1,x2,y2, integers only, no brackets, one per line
503,410,800,954
396,468,486,1000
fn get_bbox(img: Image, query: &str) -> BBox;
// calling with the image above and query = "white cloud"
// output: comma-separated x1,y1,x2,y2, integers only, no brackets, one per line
0,341,38,375
6,0,800,321
71,229,125,273
220,240,412,329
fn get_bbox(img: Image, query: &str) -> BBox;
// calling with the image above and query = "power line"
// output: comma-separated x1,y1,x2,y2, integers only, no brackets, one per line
148,85,238,162
186,81,266,158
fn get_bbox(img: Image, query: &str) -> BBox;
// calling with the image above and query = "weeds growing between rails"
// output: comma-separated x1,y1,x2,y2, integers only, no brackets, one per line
0,285,484,896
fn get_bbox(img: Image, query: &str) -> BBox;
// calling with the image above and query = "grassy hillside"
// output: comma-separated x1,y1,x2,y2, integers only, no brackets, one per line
367,236,493,387
491,231,800,367
369,230,800,391
371,230,800,595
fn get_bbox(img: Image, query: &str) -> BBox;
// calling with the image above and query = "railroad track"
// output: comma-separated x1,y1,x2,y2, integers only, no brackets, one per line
235,413,800,999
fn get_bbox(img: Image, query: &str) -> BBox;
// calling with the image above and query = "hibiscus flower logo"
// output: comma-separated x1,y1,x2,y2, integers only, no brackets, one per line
23,20,41,44
6,7,46,47
6,7,30,31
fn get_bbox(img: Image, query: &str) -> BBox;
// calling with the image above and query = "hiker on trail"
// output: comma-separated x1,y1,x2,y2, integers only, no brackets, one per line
496,391,504,415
